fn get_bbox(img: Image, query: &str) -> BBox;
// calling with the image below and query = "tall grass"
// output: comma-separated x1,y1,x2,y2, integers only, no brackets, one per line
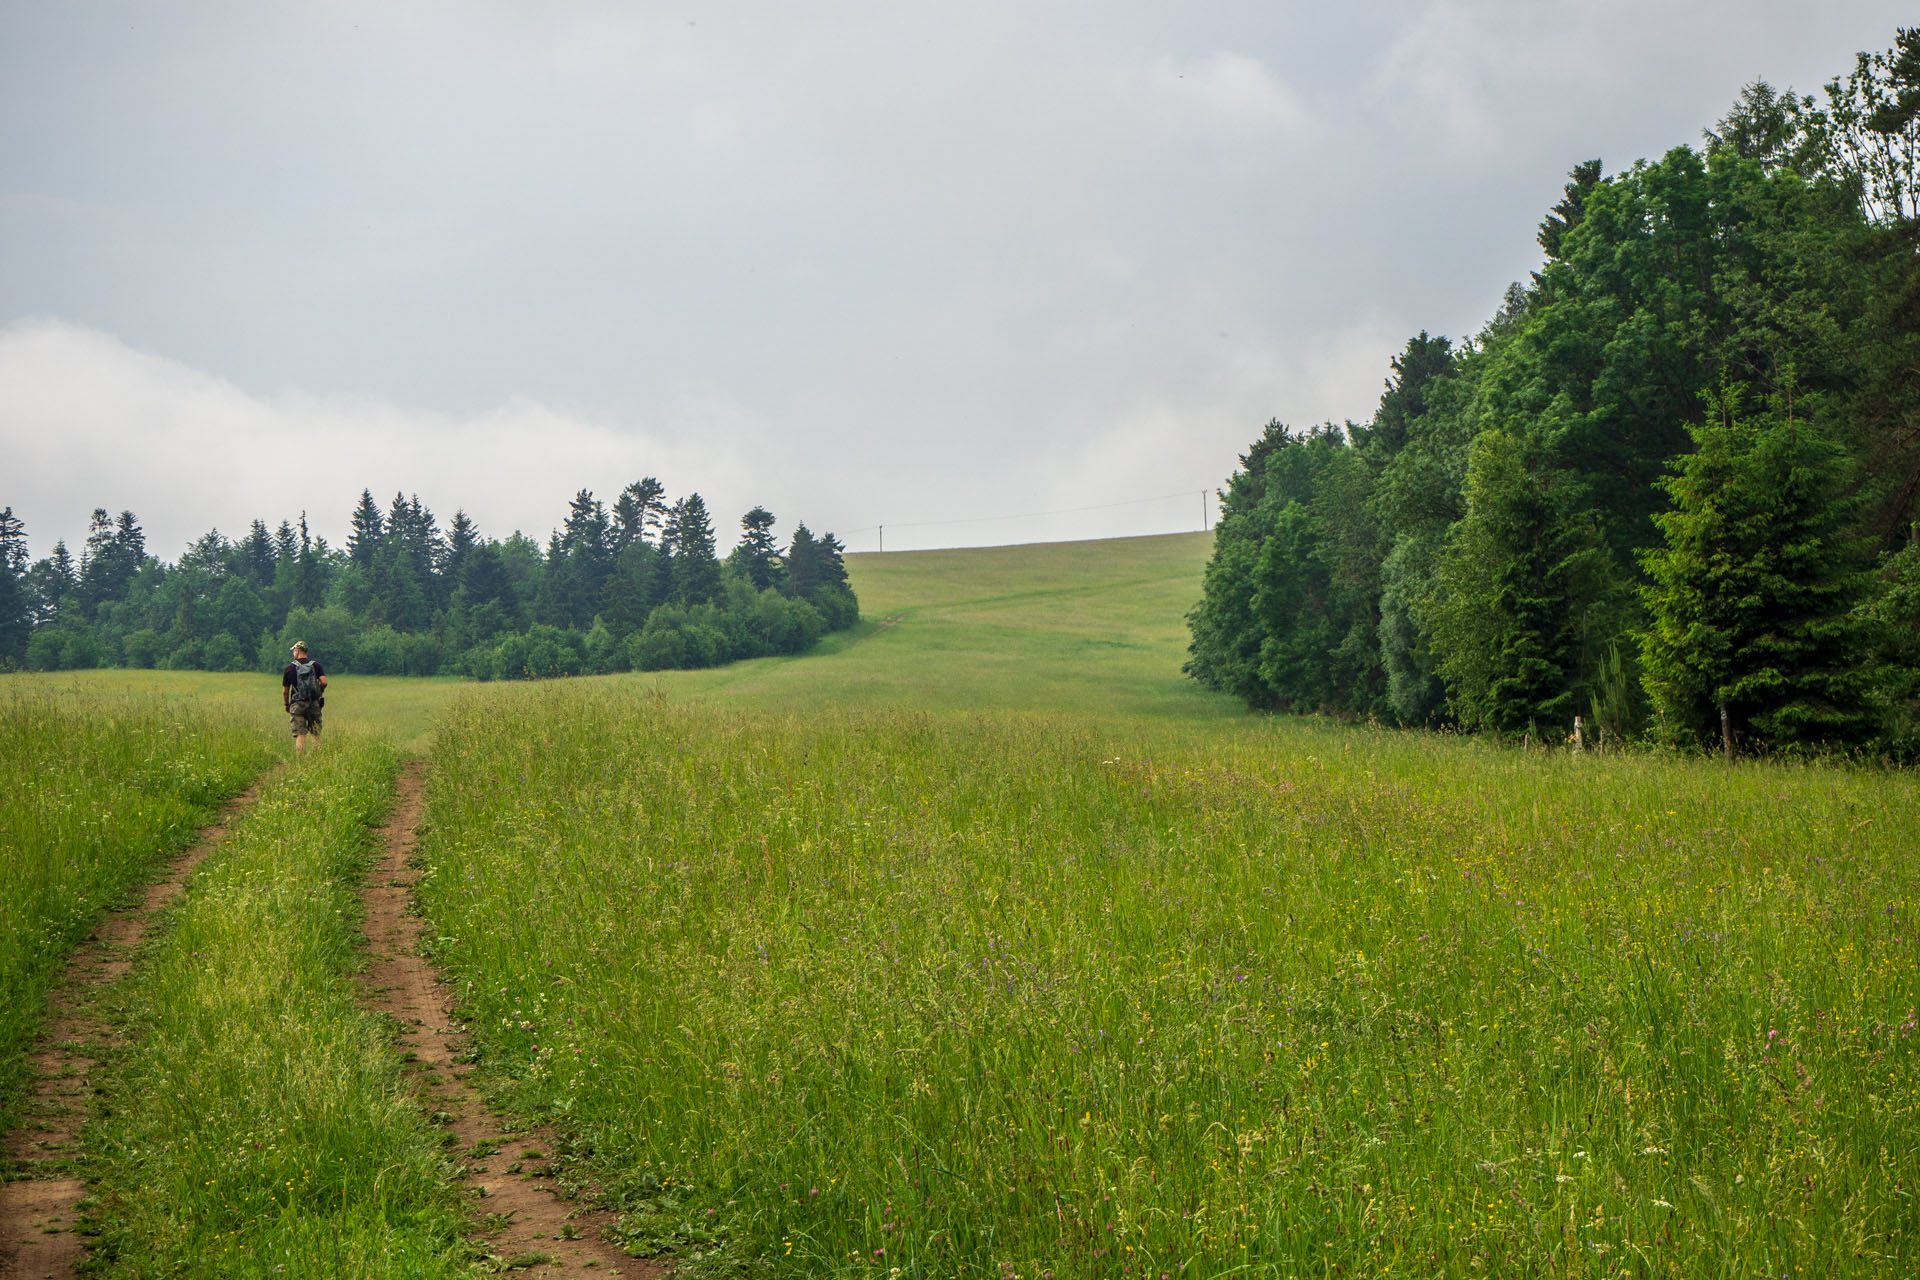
0,689,276,1140
419,685,1920,1278
0,667,467,752
84,735,471,1277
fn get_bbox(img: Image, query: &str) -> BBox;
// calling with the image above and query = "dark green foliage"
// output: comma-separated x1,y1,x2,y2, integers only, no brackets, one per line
346,490,383,569
1187,423,1387,717
449,541,526,646
0,507,27,668
612,478,667,552
667,495,722,606
1865,538,1920,756
240,519,276,589
3,478,855,679
1427,431,1623,734
1536,159,1603,263
1186,29,1920,755
736,506,781,590
1640,390,1877,752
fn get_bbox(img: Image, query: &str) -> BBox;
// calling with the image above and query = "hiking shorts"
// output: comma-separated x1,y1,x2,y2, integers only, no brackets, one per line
289,700,322,737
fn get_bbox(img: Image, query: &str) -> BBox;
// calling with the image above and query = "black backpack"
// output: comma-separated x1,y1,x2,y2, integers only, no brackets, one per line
291,659,323,706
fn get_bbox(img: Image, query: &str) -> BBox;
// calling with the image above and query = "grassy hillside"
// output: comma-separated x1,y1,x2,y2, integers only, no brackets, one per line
659,530,1229,721
0,531,1221,733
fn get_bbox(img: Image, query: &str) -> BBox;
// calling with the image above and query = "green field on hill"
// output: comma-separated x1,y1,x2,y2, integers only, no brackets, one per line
7,530,1920,1278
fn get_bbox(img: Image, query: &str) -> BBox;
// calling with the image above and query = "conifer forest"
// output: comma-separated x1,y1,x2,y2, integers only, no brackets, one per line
0,481,857,679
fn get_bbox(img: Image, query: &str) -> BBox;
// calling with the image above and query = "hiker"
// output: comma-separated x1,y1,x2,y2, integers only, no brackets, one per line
282,640,328,755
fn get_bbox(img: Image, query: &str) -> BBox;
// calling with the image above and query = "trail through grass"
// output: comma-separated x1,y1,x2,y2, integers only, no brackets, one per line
83,734,471,1276
0,690,276,1141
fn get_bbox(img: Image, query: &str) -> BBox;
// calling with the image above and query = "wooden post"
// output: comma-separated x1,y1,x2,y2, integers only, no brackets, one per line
1572,714,1585,752
1719,705,1733,760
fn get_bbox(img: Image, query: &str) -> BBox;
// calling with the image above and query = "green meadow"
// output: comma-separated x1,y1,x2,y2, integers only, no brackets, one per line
0,688,275,1143
4,530,1919,1277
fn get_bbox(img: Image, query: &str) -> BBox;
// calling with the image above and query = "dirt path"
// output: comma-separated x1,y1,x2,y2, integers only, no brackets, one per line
0,775,274,1280
362,760,658,1277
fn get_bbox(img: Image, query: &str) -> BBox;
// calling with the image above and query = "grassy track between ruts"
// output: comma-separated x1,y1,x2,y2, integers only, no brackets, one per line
419,687,1920,1279
0,690,276,1143
82,734,471,1277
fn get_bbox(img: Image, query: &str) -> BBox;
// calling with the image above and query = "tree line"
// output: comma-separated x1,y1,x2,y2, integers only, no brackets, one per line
0,480,858,679
1186,30,1920,759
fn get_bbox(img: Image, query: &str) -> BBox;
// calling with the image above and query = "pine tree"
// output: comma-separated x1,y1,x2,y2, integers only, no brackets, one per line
1428,430,1620,734
347,490,384,570
27,542,80,625
670,495,722,605
738,506,781,589
0,507,29,666
293,514,322,609
242,519,277,588
1640,388,1876,751
443,510,479,587
612,478,668,552
451,541,526,645
785,524,820,597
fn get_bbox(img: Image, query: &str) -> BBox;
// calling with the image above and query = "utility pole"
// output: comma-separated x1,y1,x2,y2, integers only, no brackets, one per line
879,525,884,553
1201,490,1209,533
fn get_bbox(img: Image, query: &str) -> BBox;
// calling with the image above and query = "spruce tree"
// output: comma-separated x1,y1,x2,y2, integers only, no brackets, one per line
612,478,667,551
670,494,722,605
0,507,29,666
242,519,277,588
785,524,821,597
1428,430,1620,735
1640,388,1876,751
738,506,781,589
347,490,384,569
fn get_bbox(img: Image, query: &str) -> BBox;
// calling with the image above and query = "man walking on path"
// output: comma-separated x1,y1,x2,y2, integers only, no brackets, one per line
282,640,328,755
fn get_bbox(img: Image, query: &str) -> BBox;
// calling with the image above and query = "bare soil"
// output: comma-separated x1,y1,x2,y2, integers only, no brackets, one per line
0,777,272,1280
362,760,663,1277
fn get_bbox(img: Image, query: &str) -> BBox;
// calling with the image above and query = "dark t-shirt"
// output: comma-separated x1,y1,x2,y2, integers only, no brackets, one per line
282,659,326,700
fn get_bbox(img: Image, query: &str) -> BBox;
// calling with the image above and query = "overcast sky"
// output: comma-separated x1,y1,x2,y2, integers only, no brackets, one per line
2,1,1908,561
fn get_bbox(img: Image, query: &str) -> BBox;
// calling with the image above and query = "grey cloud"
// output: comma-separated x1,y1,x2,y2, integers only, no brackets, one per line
2,1,1911,559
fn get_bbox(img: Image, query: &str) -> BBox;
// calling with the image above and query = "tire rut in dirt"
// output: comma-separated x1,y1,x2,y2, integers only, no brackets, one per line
362,759,661,1277
0,775,276,1280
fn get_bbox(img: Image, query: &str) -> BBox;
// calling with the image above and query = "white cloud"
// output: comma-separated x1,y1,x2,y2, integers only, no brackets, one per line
0,319,750,561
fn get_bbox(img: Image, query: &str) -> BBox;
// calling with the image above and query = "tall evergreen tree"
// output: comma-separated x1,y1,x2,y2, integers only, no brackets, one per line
451,541,526,644
79,508,115,611
1535,159,1604,264
293,513,323,610
241,519,277,588
26,542,79,625
1368,332,1455,456
737,506,781,589
612,478,668,552
669,495,722,605
1426,431,1622,734
347,490,384,570
442,509,479,591
0,507,29,666
785,523,821,598
1640,388,1877,751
